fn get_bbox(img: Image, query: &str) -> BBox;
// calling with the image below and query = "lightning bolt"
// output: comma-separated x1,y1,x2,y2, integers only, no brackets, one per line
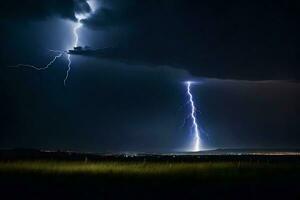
73,20,83,48
65,54,71,86
63,13,86,86
63,0,97,85
185,81,202,152
9,0,97,86
8,50,64,71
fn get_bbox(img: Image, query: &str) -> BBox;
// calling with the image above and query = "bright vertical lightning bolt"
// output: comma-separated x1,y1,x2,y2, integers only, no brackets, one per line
73,20,83,47
185,81,202,152
64,54,71,86
63,15,84,86
64,0,96,85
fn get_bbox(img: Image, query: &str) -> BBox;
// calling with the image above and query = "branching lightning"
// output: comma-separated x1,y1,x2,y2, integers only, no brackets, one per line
185,81,202,152
63,8,92,86
9,0,97,86
8,50,64,71
59,0,97,86
65,54,72,86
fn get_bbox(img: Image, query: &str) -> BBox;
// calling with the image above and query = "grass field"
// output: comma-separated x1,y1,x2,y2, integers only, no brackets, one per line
1,160,300,199
0,160,299,181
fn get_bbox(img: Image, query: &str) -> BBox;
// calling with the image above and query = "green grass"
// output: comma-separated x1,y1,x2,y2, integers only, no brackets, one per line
0,161,235,175
0,161,299,182
1,161,300,199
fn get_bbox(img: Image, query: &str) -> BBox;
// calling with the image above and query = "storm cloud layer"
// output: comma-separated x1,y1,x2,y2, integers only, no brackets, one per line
0,0,299,152
80,0,300,80
1,0,299,80
0,0,91,21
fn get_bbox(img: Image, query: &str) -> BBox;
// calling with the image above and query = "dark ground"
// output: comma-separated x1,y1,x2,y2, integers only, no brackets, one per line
1,149,300,200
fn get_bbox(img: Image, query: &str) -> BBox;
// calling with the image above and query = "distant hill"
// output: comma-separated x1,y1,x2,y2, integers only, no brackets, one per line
0,148,300,162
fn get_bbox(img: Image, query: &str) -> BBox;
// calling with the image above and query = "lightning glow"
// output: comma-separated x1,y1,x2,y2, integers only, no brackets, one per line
10,0,97,86
73,0,97,48
64,0,97,85
8,50,64,71
65,54,72,86
62,16,83,86
73,22,83,48
185,81,202,152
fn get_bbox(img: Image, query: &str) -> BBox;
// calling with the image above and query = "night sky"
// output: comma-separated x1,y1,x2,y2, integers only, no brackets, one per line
0,0,300,152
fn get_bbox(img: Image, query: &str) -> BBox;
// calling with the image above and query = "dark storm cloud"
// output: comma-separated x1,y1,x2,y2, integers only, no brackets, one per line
1,58,300,151
81,0,300,80
82,0,154,28
0,0,91,21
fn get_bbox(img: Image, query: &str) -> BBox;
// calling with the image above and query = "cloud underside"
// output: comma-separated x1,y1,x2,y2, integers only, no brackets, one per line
0,0,91,21
2,0,299,80
81,0,299,80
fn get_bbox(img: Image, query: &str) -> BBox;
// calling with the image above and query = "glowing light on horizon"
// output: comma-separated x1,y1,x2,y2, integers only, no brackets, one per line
185,81,202,152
